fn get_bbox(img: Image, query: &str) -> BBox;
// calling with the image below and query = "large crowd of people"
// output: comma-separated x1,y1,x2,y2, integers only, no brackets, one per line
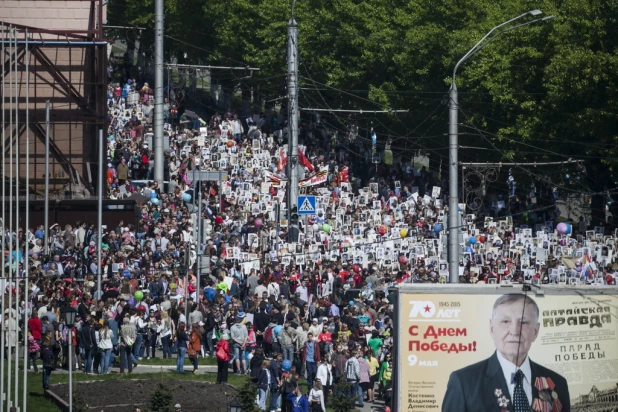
1,65,617,412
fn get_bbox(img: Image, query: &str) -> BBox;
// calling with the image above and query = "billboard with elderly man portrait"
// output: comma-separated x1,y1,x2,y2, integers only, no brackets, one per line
394,285,618,412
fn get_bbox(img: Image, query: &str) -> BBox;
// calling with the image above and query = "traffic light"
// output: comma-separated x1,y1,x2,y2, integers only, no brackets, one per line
290,206,299,225
289,206,299,243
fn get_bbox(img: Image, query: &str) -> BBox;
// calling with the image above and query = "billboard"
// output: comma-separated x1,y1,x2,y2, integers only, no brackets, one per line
395,285,618,412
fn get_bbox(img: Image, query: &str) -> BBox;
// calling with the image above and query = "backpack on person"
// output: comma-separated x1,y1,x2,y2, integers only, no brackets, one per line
264,326,275,345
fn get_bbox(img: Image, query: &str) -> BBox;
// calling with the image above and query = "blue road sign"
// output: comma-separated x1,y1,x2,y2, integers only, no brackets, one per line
297,195,316,215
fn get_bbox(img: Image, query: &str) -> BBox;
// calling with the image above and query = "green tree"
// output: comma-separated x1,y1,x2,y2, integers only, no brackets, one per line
329,382,356,412
237,381,261,412
108,0,618,221
148,382,175,412
72,390,89,412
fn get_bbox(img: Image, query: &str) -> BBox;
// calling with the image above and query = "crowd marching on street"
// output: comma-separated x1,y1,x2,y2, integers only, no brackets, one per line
2,61,618,412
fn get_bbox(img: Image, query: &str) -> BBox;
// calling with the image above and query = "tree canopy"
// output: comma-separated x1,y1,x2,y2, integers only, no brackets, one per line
108,0,618,214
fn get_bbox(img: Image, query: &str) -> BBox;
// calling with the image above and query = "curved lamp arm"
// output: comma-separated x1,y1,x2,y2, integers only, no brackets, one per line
464,15,555,64
451,10,543,87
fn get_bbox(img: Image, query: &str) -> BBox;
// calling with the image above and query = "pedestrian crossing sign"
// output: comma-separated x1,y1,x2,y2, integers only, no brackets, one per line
297,195,316,215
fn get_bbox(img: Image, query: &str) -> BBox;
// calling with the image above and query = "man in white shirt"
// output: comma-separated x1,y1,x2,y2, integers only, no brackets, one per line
267,281,280,300
232,114,243,142
52,255,64,277
296,280,309,305
254,279,268,298
76,222,87,245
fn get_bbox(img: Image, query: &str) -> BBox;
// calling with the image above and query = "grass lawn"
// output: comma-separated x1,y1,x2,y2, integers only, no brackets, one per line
2,366,247,412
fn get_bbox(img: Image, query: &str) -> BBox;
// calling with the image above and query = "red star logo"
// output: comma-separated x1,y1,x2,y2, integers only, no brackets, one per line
424,305,432,313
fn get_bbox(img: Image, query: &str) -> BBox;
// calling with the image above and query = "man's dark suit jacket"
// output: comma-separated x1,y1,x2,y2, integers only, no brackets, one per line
442,351,570,412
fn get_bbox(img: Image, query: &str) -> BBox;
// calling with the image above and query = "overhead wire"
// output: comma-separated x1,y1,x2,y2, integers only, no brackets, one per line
458,108,618,196
459,124,615,160
299,62,447,157
302,87,609,205
301,80,609,201
455,108,604,188
458,108,618,150
130,51,288,115
107,14,616,200
297,88,490,194
106,15,253,68
107,16,286,103
457,123,609,200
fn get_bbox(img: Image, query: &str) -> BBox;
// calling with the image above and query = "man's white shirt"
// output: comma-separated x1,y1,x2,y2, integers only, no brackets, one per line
496,350,532,406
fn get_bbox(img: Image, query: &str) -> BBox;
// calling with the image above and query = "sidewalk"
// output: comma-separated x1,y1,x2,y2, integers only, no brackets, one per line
48,363,218,375
358,396,389,412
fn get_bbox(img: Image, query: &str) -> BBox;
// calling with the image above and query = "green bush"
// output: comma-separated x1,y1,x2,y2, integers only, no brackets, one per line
72,390,89,412
148,383,175,412
329,382,355,412
237,380,261,412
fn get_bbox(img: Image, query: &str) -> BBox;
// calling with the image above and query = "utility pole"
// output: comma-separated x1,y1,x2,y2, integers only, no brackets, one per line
184,248,190,321
13,25,20,405
1,26,6,412
23,28,30,411
275,200,281,252
153,0,164,187
448,10,552,284
97,130,103,296
448,83,459,284
287,16,299,242
196,176,202,298
44,101,50,253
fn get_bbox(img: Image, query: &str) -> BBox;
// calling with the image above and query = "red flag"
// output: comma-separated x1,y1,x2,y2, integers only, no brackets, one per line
278,148,287,170
297,148,315,172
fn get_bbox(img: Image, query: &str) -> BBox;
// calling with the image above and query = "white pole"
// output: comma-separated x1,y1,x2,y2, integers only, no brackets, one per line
68,327,73,412
196,176,202,296
97,130,103,296
0,22,6,412
7,26,14,410
287,17,299,233
153,0,164,187
44,100,50,254
23,28,30,412
14,23,20,408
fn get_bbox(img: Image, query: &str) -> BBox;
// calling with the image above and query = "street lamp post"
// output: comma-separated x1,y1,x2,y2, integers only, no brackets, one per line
448,10,553,283
64,308,77,412
227,398,243,412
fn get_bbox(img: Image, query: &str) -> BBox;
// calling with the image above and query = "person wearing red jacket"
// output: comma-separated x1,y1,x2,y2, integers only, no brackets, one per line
338,269,349,283
28,312,43,343
338,164,349,183
215,332,232,384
